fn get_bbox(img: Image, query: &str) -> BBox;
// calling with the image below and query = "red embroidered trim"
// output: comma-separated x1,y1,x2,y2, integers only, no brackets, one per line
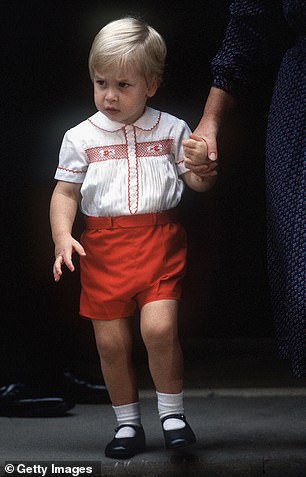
87,118,123,133
134,111,161,131
125,127,139,215
88,110,161,132
85,140,173,164
57,166,85,174
85,144,128,163
136,139,173,157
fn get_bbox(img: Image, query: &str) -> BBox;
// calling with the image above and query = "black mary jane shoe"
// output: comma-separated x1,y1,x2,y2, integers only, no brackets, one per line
161,414,196,449
105,424,146,459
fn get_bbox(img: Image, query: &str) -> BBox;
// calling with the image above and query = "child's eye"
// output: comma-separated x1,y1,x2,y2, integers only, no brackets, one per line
96,79,106,87
119,82,129,88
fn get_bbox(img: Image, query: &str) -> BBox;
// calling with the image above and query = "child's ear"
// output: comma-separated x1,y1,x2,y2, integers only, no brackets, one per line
147,78,158,98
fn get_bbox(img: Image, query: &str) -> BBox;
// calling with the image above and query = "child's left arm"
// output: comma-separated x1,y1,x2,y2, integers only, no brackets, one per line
182,133,217,192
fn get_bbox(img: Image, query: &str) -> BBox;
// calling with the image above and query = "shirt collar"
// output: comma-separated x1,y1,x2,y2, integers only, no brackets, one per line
87,107,161,132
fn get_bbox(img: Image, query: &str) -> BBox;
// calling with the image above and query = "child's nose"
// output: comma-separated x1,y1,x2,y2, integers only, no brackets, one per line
105,88,118,102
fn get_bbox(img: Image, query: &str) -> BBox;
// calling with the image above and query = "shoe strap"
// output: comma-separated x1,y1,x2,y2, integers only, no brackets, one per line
115,424,142,432
161,413,186,424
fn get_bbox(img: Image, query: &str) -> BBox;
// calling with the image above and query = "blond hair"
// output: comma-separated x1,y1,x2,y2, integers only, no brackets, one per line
88,17,167,85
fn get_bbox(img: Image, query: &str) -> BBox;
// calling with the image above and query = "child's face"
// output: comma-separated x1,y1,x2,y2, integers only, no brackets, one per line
93,65,157,125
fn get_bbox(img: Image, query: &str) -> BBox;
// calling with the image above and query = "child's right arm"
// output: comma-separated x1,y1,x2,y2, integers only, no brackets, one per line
50,180,86,282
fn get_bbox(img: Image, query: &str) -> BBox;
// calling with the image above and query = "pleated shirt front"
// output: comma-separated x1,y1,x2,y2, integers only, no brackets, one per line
55,107,190,217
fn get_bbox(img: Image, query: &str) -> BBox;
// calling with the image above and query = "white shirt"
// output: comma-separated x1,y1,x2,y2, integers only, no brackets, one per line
55,106,190,216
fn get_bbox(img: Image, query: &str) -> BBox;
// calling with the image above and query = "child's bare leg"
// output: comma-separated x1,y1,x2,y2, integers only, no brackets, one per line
92,317,138,405
140,299,183,393
140,299,196,447
92,317,145,458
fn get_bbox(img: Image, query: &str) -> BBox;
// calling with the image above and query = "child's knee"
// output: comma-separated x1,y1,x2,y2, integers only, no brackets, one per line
93,318,133,361
142,321,177,349
95,333,126,361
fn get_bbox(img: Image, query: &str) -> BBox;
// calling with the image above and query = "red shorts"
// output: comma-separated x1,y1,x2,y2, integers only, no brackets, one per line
79,210,187,320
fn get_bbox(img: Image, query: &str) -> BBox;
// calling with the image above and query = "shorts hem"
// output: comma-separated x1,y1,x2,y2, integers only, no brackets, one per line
139,295,181,309
79,294,180,320
79,312,133,321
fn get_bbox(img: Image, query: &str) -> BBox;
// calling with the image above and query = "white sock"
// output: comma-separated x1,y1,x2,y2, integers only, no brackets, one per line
156,391,186,431
112,402,141,438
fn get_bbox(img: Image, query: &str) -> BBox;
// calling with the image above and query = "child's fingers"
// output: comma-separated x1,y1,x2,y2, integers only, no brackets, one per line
53,241,85,282
188,132,218,162
183,138,202,150
189,133,208,144
73,241,86,257
53,256,63,282
55,252,75,275
63,253,75,272
184,141,208,163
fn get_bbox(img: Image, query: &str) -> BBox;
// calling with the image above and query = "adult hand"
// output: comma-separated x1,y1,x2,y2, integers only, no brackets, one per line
184,86,235,178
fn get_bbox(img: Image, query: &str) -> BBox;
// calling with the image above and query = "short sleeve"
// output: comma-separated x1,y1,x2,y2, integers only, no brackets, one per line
54,130,88,183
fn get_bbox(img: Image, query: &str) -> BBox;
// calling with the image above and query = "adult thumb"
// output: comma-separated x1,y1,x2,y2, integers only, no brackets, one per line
206,135,218,161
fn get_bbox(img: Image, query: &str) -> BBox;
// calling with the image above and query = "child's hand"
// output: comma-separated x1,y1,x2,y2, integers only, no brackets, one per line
53,234,86,282
183,133,218,178
183,133,208,164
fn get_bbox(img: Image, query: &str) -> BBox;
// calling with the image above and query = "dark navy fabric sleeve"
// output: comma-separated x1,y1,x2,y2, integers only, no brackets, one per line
211,0,283,97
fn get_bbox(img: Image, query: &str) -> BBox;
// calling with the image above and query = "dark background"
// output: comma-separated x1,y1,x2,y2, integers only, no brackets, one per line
1,1,285,385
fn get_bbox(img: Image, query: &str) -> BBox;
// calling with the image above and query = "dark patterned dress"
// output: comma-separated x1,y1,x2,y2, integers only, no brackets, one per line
211,0,306,377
